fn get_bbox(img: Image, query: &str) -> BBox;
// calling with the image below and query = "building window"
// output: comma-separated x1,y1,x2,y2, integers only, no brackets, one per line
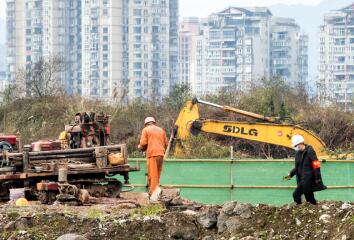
133,9,141,16
103,27,108,34
209,31,221,40
134,62,142,69
135,35,141,42
152,26,159,33
135,18,141,24
103,45,108,51
134,27,141,33
223,29,235,38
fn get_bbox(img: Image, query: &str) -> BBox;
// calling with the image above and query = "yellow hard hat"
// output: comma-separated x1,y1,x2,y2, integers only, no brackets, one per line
15,197,29,206
59,131,67,140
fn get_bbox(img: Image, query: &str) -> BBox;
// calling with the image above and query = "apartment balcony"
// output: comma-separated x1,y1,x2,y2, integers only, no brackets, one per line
222,37,236,42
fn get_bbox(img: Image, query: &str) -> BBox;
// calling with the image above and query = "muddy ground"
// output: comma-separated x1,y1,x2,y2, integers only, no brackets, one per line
0,192,352,240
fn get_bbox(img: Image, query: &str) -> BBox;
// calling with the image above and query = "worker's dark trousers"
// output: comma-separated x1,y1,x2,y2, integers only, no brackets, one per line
293,185,317,205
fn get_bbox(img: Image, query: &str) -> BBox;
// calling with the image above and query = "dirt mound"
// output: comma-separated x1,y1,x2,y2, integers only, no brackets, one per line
0,198,352,240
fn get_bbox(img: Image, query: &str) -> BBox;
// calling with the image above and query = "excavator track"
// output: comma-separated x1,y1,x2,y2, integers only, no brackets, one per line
70,179,123,198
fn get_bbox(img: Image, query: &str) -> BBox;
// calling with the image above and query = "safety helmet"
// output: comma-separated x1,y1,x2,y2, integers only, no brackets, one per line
144,117,156,125
291,134,305,147
58,131,67,140
15,197,29,206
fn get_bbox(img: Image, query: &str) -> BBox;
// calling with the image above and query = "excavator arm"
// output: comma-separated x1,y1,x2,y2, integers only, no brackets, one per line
172,99,327,157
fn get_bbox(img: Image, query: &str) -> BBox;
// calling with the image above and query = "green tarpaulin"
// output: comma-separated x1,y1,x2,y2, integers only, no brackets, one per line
116,159,353,206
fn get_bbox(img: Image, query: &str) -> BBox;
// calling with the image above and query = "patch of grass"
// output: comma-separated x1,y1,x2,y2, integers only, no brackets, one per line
6,208,20,220
87,207,105,219
132,204,165,217
25,228,51,240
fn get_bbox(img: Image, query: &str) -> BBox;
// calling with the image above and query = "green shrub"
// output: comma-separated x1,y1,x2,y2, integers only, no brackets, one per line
175,135,230,159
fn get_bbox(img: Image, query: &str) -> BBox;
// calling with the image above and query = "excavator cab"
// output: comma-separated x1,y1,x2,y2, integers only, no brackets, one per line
170,98,327,158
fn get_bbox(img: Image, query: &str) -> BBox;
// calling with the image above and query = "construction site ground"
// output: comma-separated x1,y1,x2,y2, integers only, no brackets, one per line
0,191,353,240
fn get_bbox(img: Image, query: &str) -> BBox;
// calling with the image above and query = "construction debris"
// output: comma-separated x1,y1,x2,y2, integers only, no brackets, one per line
0,191,352,240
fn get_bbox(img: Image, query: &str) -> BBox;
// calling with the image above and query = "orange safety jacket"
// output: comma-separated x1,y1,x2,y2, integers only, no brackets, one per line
139,125,168,158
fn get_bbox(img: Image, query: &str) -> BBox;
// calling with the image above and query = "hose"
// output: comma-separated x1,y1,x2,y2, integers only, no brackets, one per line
120,185,135,192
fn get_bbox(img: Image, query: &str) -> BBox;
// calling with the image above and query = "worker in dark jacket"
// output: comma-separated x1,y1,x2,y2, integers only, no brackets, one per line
284,134,327,205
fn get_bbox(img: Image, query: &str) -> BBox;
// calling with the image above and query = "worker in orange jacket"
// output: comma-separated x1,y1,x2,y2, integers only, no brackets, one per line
138,117,168,196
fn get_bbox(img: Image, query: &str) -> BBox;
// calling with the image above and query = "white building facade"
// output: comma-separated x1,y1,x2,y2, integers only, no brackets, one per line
318,3,354,111
179,7,308,96
81,0,125,101
270,17,308,85
127,0,178,102
6,0,179,102
6,0,82,94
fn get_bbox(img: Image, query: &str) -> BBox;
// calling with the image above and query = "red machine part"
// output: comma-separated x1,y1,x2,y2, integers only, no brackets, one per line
31,140,61,151
36,182,59,191
0,135,17,145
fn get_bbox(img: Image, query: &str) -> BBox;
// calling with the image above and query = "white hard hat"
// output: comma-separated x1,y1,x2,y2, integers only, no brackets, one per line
144,117,156,125
291,134,305,147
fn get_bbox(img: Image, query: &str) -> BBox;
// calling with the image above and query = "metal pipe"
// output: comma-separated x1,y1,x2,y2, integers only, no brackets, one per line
223,106,275,122
129,158,354,163
196,99,224,109
28,144,123,156
128,184,354,189
29,153,92,160
196,99,275,123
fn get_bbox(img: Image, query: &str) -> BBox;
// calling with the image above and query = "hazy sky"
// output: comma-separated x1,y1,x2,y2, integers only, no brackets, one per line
0,0,328,20
0,1,4,19
179,0,324,18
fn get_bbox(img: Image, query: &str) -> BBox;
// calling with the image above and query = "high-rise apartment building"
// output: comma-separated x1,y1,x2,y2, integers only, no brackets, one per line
81,0,124,100
6,0,179,102
127,0,178,102
0,71,6,93
180,7,308,96
318,3,354,111
6,0,82,94
179,17,200,86
270,17,308,85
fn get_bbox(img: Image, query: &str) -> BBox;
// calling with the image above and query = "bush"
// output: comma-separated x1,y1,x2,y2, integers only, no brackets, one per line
0,79,352,159
175,135,230,159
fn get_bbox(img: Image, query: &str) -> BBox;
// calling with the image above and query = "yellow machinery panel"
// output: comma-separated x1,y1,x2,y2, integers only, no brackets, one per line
173,99,330,158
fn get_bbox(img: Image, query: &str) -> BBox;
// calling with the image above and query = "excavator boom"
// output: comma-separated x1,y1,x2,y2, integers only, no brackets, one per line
192,120,326,157
172,99,327,157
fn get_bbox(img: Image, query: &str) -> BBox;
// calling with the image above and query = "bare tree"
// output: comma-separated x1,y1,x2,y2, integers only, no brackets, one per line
17,55,66,98
0,84,19,104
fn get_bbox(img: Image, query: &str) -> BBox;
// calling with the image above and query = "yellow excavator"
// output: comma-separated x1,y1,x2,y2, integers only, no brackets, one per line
168,98,329,158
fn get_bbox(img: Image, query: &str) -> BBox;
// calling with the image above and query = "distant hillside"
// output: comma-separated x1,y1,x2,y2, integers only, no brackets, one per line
270,0,354,78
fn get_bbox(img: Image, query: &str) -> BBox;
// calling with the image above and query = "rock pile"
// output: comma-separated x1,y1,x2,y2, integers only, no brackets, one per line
0,197,352,240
